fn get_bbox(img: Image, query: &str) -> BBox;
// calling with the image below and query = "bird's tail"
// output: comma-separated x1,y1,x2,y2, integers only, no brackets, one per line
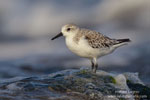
113,38,131,48
117,38,131,43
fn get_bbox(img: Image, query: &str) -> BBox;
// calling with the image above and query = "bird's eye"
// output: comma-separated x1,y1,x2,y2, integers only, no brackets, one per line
67,28,71,31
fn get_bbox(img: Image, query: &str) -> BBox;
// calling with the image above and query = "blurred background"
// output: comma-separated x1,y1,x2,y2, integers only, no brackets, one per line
0,0,150,85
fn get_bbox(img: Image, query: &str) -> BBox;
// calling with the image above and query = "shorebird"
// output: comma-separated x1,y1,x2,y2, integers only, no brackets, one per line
51,24,130,73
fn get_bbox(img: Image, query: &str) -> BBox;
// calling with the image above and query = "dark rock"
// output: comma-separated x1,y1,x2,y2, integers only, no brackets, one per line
0,68,149,100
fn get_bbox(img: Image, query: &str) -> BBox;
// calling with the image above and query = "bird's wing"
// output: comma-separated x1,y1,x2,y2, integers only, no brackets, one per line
83,30,116,49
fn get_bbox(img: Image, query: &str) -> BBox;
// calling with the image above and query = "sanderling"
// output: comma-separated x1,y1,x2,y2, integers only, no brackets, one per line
51,24,130,73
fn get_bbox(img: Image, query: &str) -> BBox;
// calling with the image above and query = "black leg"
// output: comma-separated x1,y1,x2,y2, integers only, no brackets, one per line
91,60,94,71
93,63,98,73
93,58,98,73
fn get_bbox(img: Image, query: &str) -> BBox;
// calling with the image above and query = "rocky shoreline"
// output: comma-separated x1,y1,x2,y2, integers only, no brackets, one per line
0,67,149,100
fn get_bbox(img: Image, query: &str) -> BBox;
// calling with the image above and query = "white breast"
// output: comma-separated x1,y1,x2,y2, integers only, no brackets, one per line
65,36,107,58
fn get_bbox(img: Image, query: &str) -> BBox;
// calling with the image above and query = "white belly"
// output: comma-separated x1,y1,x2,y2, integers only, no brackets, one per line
65,36,113,58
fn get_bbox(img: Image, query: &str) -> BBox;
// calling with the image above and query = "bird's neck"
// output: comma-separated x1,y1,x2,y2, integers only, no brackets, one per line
73,30,83,44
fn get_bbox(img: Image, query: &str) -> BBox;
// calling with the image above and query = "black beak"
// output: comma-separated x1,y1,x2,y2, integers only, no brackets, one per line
51,32,63,40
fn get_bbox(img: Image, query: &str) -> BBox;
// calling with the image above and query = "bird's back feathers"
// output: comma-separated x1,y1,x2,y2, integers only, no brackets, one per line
73,28,130,49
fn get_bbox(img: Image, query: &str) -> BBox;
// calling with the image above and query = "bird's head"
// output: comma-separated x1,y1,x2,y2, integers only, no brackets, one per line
51,24,79,40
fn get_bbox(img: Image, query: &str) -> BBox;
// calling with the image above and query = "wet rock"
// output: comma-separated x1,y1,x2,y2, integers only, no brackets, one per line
0,68,149,100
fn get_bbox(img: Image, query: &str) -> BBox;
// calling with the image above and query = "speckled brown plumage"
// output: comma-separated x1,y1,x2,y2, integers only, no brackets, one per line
74,28,119,49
